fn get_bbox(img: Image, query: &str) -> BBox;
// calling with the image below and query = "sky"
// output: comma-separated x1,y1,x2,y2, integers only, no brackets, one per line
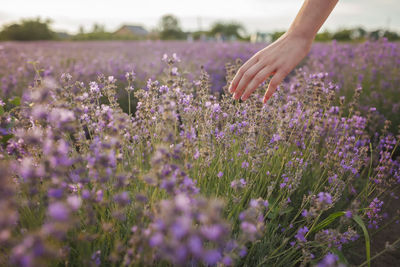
0,0,399,34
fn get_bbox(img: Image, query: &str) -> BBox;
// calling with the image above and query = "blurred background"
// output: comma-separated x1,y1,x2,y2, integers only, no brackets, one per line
0,0,399,42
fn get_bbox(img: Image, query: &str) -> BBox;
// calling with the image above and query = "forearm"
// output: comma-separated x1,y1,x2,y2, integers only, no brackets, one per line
286,0,338,41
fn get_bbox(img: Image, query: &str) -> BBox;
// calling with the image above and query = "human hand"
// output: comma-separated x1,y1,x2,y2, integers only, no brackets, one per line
228,33,313,104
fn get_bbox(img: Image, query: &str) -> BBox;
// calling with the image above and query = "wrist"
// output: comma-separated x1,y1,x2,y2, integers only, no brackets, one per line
284,28,315,44
279,31,314,51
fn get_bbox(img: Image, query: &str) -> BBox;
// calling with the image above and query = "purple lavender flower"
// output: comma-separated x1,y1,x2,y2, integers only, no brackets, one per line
317,192,333,205
188,235,203,256
108,76,116,83
241,161,249,169
96,190,103,202
149,232,163,247
113,191,131,205
301,209,310,217
48,188,64,199
91,250,101,266
203,249,222,265
240,221,257,235
125,70,135,82
295,226,309,242
48,202,69,221
316,253,345,267
144,194,233,265
230,178,247,190
222,255,233,266
367,197,384,229
67,195,82,211
239,247,247,257
89,81,101,95
270,134,281,143
345,210,352,218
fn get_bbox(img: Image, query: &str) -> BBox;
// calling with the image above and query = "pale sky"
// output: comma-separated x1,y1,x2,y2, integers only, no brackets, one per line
0,0,399,34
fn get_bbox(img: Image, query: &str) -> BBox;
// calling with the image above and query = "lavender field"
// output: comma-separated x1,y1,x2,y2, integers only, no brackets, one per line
0,39,399,267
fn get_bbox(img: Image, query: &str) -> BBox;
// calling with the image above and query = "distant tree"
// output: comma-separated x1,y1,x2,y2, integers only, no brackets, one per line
0,18,55,41
72,23,113,40
209,22,246,40
159,14,185,40
78,25,85,35
160,15,180,32
332,29,352,41
383,30,400,41
270,31,285,42
368,30,384,41
315,30,332,42
147,29,160,40
92,24,105,33
350,27,367,40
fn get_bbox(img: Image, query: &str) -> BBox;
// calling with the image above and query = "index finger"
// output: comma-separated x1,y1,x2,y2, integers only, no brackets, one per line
229,54,260,94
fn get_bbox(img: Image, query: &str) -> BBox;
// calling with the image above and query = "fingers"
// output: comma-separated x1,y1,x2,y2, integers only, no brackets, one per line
232,62,265,100
229,55,259,94
263,70,288,104
240,66,276,101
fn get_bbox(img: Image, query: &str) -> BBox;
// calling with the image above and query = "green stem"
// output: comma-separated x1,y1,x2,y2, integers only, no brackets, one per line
358,237,400,267
128,91,131,116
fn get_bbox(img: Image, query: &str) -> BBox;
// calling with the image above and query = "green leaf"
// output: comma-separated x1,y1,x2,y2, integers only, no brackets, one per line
0,105,4,116
353,215,371,267
10,96,21,106
312,211,346,233
0,134,13,144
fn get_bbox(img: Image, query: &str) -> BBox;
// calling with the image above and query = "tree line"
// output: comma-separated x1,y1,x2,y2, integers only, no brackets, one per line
1,16,399,42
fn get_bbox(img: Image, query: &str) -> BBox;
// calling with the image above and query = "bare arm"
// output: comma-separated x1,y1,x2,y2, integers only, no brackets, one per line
228,0,338,103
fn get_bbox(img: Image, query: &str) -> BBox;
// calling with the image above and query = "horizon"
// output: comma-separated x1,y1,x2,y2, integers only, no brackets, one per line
0,0,399,34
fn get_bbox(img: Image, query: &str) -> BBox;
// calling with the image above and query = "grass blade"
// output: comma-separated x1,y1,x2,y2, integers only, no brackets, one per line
353,215,371,267
311,211,346,233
